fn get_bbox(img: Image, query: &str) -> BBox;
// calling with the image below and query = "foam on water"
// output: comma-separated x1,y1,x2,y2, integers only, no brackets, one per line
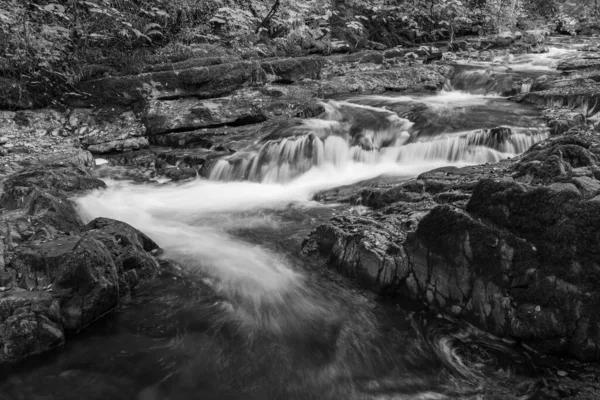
492,47,579,71
75,160,456,306
347,90,503,108
209,97,548,183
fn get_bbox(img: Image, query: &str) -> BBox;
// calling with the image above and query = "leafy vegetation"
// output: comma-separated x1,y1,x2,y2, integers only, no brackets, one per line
0,0,578,107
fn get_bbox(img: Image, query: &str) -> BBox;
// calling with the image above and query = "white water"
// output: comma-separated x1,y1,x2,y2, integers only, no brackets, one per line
455,47,578,72
77,91,549,318
209,97,548,182
76,161,457,308
492,47,578,71
347,90,504,108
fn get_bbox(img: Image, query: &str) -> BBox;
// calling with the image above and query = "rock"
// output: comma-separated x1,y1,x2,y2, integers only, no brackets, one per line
515,83,600,116
313,64,452,95
143,56,238,73
558,56,600,71
449,41,468,51
41,148,97,169
68,61,267,107
142,98,267,135
576,23,600,36
328,51,385,65
155,148,231,180
260,56,325,83
306,128,600,360
11,235,121,332
511,135,598,183
0,161,163,364
87,137,150,154
104,149,158,168
306,215,412,293
571,176,600,198
69,108,146,153
0,291,64,363
0,165,106,210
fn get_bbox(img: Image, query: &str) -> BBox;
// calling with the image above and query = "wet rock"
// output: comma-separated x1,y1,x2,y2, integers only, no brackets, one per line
87,137,149,154
155,148,229,180
0,291,64,363
69,108,147,153
575,23,600,37
143,56,238,73
147,130,214,149
0,162,163,364
314,64,452,95
104,149,158,168
142,98,267,135
260,56,325,83
328,51,385,65
515,83,600,116
0,165,106,209
306,215,412,293
11,235,121,332
512,135,599,183
69,61,266,107
558,55,600,71
306,129,600,360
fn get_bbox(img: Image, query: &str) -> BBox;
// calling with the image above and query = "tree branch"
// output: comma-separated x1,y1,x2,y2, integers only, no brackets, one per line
255,0,281,34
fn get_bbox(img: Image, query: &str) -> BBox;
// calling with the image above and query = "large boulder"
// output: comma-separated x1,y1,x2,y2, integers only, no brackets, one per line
306,133,600,360
0,163,162,365
405,176,600,360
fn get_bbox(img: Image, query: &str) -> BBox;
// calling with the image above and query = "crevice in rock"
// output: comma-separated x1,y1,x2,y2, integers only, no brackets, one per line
146,114,267,137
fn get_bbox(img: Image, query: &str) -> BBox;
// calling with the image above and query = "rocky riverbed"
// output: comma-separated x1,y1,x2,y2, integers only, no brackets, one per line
3,30,600,399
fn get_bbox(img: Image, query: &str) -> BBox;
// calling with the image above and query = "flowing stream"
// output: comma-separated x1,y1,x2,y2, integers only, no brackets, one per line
1,46,580,399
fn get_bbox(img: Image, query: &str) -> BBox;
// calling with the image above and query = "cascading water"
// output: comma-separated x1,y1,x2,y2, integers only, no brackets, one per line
209,94,549,183
2,44,574,400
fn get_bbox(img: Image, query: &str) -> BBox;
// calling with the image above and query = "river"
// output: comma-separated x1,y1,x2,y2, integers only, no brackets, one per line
1,42,588,400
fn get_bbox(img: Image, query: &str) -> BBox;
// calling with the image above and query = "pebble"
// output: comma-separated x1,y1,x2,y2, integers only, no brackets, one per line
0,136,7,145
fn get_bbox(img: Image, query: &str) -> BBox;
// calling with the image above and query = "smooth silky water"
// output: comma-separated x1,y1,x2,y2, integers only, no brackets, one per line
1,51,568,400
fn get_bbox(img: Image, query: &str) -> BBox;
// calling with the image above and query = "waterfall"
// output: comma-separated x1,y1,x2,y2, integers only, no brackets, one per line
209,98,549,183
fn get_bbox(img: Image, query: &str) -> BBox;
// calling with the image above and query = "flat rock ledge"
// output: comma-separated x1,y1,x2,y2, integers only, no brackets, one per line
0,151,163,365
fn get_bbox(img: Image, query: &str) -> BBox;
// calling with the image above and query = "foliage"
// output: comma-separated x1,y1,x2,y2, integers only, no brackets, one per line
0,0,560,107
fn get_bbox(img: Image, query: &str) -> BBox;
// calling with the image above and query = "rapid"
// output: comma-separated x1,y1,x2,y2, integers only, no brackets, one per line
1,46,577,400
